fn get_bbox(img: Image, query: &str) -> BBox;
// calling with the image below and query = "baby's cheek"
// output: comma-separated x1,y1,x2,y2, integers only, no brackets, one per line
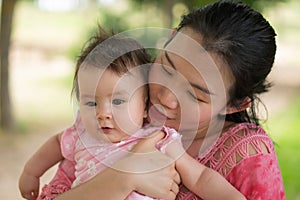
115,111,141,135
80,111,98,133
82,118,96,133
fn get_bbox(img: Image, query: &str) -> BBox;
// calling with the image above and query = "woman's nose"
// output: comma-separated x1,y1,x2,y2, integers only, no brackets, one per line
157,86,178,109
96,103,112,120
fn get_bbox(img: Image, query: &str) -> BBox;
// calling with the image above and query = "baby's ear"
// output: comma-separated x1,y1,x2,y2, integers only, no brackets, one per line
222,97,251,115
144,95,149,118
143,109,148,118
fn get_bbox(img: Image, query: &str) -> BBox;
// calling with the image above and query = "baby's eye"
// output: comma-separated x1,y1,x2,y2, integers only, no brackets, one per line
85,101,97,107
112,99,125,105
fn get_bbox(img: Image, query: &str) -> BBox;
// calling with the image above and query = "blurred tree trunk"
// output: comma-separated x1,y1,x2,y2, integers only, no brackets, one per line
0,0,17,130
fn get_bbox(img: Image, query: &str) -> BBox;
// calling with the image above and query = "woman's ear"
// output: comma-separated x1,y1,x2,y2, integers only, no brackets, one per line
222,97,251,115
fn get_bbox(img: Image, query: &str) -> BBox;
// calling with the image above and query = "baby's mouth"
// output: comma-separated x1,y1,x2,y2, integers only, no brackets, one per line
100,127,112,134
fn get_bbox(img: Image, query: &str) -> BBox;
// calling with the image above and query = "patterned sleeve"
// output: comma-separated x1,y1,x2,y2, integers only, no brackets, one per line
60,113,82,161
60,125,78,161
226,154,285,200
37,159,75,200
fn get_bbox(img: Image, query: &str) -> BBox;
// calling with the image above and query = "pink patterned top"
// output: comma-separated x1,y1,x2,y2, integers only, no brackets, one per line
38,115,182,200
38,123,285,200
177,123,285,200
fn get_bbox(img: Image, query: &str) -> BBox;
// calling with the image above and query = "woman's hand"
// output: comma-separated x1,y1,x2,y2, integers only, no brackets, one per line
115,131,181,200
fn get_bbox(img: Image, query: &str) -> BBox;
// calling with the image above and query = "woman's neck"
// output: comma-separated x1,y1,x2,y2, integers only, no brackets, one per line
184,121,236,158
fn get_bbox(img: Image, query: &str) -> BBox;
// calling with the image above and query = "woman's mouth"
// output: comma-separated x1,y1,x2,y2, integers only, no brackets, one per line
148,104,169,126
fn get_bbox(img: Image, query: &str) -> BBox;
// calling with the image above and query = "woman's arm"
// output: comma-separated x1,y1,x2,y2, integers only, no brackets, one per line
19,132,64,200
54,131,180,200
54,166,132,200
165,141,246,200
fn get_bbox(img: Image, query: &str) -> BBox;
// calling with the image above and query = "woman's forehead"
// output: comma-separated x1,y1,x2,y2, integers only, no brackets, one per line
164,31,217,75
159,42,231,97
167,27,233,82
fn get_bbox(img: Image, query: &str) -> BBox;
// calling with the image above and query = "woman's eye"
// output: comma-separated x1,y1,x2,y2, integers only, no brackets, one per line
188,91,205,103
161,64,173,75
112,99,125,105
85,101,97,107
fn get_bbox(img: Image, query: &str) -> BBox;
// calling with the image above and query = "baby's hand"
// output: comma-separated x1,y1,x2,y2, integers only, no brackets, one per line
19,170,40,200
164,140,186,160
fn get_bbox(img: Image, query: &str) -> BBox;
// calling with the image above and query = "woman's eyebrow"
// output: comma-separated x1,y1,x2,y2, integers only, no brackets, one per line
164,51,214,95
190,83,213,95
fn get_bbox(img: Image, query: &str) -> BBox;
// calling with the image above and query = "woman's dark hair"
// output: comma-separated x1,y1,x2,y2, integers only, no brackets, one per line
177,0,276,125
72,27,151,101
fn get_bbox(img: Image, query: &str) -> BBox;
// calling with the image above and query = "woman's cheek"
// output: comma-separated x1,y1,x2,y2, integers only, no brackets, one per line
148,63,164,85
182,103,212,128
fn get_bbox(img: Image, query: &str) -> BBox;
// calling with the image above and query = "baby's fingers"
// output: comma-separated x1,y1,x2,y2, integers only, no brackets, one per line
19,172,40,200
131,130,165,153
21,190,38,200
31,190,39,200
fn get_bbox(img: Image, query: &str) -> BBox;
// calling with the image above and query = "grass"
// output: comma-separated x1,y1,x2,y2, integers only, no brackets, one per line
267,95,300,200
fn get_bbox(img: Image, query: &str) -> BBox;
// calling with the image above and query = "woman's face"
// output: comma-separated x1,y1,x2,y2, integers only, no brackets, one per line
148,28,234,141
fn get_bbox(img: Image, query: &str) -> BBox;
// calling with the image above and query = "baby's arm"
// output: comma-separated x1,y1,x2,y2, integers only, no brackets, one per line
165,141,246,200
19,132,64,200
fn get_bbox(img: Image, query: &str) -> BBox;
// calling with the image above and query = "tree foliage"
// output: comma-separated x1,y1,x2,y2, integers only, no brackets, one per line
131,0,289,28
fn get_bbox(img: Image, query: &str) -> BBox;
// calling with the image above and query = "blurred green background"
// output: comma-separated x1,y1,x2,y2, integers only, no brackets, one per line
0,0,299,199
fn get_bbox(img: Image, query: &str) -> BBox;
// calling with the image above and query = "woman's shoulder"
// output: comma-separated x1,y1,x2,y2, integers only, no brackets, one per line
197,122,276,177
224,122,267,136
215,122,273,150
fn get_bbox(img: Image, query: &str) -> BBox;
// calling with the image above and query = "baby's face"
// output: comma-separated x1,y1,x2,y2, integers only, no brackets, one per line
78,67,147,143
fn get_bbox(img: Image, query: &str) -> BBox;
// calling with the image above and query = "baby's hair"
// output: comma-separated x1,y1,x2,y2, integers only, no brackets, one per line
177,0,276,125
72,26,151,101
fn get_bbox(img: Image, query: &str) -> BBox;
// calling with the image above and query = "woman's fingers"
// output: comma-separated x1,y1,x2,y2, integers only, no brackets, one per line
173,168,181,184
160,164,180,200
171,165,180,194
162,179,179,200
165,190,177,200
170,181,179,197
122,130,180,200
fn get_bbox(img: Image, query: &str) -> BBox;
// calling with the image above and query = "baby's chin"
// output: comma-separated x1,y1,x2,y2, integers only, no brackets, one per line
100,128,131,143
105,133,130,144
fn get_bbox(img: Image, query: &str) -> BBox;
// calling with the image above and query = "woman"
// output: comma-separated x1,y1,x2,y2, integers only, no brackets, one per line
37,1,285,199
